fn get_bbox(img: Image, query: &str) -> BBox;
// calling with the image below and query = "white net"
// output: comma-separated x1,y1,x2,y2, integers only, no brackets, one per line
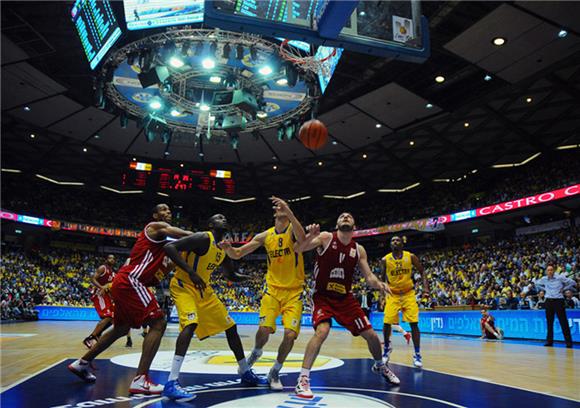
279,40,336,77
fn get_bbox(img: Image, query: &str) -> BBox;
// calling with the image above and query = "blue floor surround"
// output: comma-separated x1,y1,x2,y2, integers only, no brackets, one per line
1,357,577,408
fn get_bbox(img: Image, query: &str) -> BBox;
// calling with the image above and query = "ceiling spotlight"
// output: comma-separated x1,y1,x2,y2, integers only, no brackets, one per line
250,45,258,60
83,147,87,152
273,165,278,170
425,103,433,109
202,58,215,69
259,66,273,75
209,76,222,83
558,29,568,38
375,123,382,128
180,163,184,168
362,153,367,159
23,106,31,111
409,140,415,146
149,99,162,110
222,43,232,59
132,157,137,161
484,74,492,81
317,161,323,166
236,44,244,60
181,41,190,56
257,111,267,119
435,75,445,83
526,97,532,103
332,140,338,145
359,11,366,16
30,133,36,138
209,41,218,56
170,109,181,117
276,78,288,86
94,134,100,139
492,37,506,46
199,152,204,157
200,104,210,112
464,122,470,128
169,56,184,68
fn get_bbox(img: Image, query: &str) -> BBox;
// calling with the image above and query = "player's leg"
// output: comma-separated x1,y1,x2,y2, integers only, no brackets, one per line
136,316,166,376
482,322,500,339
383,293,400,362
295,321,331,399
392,324,411,344
225,324,268,385
402,291,422,367
544,301,555,346
68,323,130,383
248,289,281,367
84,317,113,348
125,330,133,347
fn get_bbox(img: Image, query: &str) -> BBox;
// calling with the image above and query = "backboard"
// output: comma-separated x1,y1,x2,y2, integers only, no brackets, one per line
204,0,429,62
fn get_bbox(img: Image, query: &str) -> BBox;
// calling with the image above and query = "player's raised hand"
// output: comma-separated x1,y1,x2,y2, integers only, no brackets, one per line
270,196,291,217
306,223,321,237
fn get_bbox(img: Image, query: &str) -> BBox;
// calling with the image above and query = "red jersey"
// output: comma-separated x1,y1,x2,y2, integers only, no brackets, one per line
92,264,114,295
116,223,172,286
313,232,359,298
481,315,495,329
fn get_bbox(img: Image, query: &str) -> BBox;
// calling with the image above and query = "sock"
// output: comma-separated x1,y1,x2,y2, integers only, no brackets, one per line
374,359,384,367
300,368,310,377
79,358,89,365
414,345,421,354
168,355,184,381
252,348,263,357
238,357,249,374
272,361,283,372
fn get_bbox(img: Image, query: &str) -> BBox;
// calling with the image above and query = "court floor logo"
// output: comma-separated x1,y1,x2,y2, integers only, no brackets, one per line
111,350,343,374
209,392,395,407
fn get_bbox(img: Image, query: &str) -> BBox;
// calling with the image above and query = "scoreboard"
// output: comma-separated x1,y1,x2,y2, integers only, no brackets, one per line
71,0,122,70
121,163,235,195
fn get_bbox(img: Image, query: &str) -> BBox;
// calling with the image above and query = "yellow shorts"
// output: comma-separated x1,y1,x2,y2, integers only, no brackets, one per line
383,290,419,324
170,277,235,339
259,286,303,335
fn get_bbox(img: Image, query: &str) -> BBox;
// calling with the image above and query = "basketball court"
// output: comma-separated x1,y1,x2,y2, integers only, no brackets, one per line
1,322,577,407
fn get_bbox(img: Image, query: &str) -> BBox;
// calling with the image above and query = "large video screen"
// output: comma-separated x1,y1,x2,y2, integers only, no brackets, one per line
71,0,122,70
123,0,204,31
316,46,343,94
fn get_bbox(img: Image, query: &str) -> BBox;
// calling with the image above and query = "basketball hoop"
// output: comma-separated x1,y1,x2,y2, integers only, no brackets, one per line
279,39,337,76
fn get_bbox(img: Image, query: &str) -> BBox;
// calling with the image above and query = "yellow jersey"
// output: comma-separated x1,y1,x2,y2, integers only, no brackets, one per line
264,223,304,289
384,250,414,294
174,231,225,285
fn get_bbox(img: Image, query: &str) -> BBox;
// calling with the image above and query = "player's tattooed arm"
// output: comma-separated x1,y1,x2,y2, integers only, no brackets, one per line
411,253,429,295
358,245,391,296
164,232,210,292
147,221,193,241
271,196,307,245
219,230,267,260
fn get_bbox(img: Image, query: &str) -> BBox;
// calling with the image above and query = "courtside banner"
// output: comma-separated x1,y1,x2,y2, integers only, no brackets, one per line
35,306,101,321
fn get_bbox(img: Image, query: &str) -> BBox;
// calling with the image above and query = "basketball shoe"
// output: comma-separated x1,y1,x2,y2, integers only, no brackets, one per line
246,349,263,368
404,332,412,344
382,340,393,363
267,368,283,391
67,359,96,383
240,368,269,386
295,375,314,399
372,363,400,385
129,374,164,395
163,379,196,401
413,353,423,368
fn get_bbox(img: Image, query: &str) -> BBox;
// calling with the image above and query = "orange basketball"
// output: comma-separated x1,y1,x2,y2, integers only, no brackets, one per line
299,119,328,150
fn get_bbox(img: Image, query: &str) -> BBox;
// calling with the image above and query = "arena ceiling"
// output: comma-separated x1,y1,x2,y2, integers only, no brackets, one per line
2,1,580,198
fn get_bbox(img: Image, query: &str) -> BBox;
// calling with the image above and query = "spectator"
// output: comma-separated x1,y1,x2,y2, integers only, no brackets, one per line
563,290,580,309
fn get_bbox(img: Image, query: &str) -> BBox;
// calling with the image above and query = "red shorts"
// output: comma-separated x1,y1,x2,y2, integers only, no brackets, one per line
91,292,114,319
312,293,372,336
111,273,164,329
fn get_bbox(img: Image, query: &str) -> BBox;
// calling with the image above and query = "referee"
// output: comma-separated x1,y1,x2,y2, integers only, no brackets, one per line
535,265,576,348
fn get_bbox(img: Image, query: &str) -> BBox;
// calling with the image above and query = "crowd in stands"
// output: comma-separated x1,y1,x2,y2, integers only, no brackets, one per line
2,226,578,321
2,150,578,233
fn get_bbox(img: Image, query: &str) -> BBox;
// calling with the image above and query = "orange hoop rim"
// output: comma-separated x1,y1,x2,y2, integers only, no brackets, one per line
280,38,337,65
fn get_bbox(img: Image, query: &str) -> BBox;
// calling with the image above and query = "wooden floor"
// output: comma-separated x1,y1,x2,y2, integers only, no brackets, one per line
0,321,578,400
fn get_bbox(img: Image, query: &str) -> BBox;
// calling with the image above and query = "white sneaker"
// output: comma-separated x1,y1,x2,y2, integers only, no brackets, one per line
373,363,400,385
267,369,283,391
128,374,164,395
67,359,96,383
295,375,314,399
247,349,263,368
413,353,423,368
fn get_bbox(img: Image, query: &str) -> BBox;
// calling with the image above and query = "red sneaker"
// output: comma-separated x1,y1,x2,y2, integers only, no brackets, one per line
404,332,411,345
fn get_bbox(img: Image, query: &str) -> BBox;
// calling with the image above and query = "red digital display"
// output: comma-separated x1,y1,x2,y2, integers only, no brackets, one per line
122,168,235,194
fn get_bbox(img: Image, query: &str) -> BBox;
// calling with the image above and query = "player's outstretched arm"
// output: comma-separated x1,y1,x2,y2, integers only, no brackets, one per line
358,245,391,296
295,224,327,253
164,232,209,292
147,222,193,241
271,196,307,245
219,230,267,260
411,253,429,295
